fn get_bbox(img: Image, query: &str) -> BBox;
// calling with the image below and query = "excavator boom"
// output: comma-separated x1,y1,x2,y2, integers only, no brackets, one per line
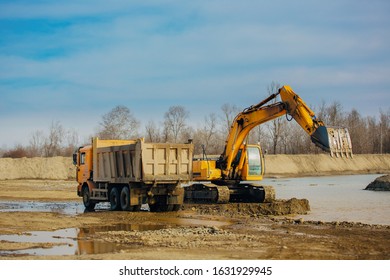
219,85,352,178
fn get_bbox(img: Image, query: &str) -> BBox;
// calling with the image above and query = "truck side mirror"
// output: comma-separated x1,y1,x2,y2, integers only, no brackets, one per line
72,153,78,165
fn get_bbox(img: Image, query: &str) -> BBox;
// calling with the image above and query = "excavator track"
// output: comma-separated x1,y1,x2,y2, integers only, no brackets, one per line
228,183,275,203
184,183,230,203
184,183,275,204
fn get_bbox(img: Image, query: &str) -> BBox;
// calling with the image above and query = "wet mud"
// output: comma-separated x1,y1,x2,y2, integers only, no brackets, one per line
184,198,310,217
0,201,85,215
365,174,390,191
0,224,169,257
1,179,390,260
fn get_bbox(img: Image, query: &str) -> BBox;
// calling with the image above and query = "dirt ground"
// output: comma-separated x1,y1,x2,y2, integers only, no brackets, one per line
0,179,389,260
365,175,390,191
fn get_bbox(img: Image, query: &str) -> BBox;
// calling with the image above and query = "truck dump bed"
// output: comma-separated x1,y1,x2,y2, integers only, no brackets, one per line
92,138,193,184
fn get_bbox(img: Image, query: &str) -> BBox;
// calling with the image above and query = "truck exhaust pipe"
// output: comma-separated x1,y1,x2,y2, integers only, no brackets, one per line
311,126,353,158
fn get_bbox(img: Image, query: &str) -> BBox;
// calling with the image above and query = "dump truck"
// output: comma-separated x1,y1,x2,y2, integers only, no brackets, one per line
73,138,193,212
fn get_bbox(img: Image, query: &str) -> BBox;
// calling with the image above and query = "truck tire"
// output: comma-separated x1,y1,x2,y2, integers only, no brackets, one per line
82,185,96,211
149,196,172,212
172,204,181,211
109,187,121,211
120,186,141,212
120,187,131,211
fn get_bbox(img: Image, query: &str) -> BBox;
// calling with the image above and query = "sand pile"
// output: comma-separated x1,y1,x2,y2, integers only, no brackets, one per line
0,157,75,180
365,175,390,191
264,154,390,177
1,154,390,180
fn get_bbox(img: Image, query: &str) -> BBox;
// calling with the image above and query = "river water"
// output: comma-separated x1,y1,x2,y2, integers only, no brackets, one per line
0,174,389,225
262,174,390,225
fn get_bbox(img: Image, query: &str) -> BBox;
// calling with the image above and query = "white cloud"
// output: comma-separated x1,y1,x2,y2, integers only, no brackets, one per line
0,0,389,146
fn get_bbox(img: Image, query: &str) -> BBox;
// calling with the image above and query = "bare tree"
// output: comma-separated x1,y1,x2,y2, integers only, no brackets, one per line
163,106,189,143
220,103,239,135
317,100,345,126
379,109,390,154
2,144,29,158
28,130,45,157
247,125,264,146
97,105,140,139
63,128,80,156
265,81,285,154
145,120,161,142
193,113,223,155
44,121,65,157
345,109,367,154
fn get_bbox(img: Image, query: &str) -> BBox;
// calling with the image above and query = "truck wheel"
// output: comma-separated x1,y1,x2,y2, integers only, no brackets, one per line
120,187,141,212
82,186,96,211
109,187,121,211
148,197,162,212
130,205,142,211
148,202,159,212
149,196,172,212
120,187,131,211
172,204,181,211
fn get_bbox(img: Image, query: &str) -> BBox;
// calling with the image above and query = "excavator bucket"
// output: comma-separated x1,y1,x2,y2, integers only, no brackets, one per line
311,126,353,158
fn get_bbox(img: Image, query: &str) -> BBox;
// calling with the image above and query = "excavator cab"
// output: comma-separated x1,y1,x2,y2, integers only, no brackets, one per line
237,144,265,181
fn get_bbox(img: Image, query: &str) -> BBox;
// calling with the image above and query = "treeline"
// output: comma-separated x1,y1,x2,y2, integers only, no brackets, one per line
1,121,79,158
1,98,389,158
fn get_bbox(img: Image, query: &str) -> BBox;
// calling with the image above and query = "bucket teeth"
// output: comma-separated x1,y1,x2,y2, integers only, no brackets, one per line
327,127,353,158
311,126,353,158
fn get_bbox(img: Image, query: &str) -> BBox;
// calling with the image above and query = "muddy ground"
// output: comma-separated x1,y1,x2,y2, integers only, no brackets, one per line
365,175,390,191
0,179,389,260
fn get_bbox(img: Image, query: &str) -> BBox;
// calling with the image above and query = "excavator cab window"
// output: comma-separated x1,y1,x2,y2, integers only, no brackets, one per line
246,146,262,176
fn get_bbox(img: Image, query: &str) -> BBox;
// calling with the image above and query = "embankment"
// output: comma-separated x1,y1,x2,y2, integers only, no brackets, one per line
264,154,390,177
0,157,75,180
0,154,389,180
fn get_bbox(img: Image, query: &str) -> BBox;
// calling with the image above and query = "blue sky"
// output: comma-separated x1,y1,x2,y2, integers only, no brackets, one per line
1,0,389,147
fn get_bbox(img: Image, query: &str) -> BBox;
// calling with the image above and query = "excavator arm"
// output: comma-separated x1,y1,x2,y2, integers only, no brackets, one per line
279,85,352,157
219,85,353,179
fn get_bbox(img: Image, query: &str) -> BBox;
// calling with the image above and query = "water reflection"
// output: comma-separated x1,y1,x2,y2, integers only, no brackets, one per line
0,223,167,257
262,174,390,225
0,201,86,215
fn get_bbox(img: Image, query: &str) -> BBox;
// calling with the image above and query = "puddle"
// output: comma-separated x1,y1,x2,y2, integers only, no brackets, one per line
0,201,87,215
160,217,231,228
0,201,151,215
0,216,231,257
0,223,167,257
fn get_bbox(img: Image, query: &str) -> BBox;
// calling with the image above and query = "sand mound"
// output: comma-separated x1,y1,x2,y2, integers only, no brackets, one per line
365,175,390,191
0,157,75,180
1,154,390,180
264,154,390,177
184,198,310,217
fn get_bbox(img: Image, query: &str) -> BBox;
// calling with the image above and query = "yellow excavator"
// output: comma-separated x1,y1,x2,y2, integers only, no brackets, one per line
184,85,353,203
